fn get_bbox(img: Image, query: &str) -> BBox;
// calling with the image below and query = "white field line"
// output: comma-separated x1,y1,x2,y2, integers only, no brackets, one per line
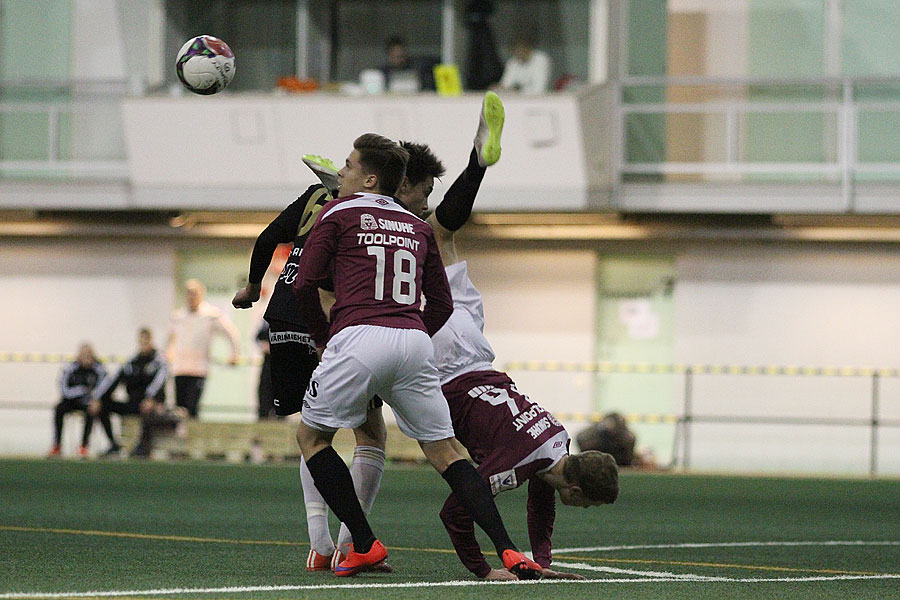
555,540,900,553
5,540,900,599
551,561,726,580
4,574,900,599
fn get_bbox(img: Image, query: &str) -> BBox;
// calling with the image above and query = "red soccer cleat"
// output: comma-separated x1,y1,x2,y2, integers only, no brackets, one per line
502,549,543,580
330,551,343,572
77,446,89,458
306,549,334,572
47,445,61,457
331,550,394,574
334,539,388,577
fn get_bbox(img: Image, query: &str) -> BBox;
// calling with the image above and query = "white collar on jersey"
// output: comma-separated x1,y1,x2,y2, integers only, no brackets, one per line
323,192,424,223
348,192,396,204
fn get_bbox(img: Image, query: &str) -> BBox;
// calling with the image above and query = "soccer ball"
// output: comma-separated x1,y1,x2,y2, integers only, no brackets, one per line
175,35,235,95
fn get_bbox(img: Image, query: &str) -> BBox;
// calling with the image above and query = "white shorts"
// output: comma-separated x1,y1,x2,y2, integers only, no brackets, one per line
301,325,455,443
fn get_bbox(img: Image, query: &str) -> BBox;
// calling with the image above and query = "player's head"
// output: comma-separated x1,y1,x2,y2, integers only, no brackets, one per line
559,450,619,507
184,279,206,311
138,327,153,352
396,141,446,218
76,343,96,366
338,133,409,198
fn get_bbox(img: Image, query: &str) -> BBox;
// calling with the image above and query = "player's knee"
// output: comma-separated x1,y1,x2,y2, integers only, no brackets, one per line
419,437,463,473
353,405,387,448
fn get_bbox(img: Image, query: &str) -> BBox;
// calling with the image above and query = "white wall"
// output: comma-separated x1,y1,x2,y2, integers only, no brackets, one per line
2,237,899,475
463,248,598,420
675,244,900,475
120,94,589,211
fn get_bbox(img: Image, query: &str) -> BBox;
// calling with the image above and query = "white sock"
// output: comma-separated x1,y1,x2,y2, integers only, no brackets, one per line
336,445,386,556
300,457,335,556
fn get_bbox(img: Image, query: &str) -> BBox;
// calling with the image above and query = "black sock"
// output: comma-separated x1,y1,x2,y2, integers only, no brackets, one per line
100,412,117,446
441,459,515,558
434,149,486,232
305,446,376,553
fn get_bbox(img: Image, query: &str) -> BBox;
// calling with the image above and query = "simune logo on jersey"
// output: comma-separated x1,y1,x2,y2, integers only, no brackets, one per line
360,214,378,231
377,219,414,234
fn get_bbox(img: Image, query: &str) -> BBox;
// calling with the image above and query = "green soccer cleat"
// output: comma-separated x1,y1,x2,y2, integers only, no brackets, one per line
302,154,340,196
474,91,505,167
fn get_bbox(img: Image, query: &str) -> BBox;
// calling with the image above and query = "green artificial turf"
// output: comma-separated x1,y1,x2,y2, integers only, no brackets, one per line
1,459,898,599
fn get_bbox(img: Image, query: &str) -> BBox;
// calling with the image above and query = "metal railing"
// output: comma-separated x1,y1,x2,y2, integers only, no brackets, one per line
0,79,129,179
614,75,900,211
504,360,900,476
3,353,899,474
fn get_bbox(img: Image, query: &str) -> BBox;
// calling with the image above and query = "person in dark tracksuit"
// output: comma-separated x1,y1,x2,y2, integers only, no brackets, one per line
50,343,106,457
89,327,175,457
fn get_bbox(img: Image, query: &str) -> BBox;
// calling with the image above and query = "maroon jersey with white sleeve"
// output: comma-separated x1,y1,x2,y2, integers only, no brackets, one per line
439,369,569,577
292,192,452,347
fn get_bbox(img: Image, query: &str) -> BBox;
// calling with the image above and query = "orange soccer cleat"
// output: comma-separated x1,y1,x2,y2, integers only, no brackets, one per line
333,539,388,577
502,549,543,580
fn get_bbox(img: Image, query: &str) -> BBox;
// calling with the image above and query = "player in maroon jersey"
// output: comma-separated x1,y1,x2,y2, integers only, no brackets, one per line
231,178,390,573
292,133,542,579
416,94,619,580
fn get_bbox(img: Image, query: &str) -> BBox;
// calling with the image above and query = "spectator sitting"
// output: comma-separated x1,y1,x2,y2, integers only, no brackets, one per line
498,29,551,95
50,343,106,457
89,327,183,458
379,35,438,92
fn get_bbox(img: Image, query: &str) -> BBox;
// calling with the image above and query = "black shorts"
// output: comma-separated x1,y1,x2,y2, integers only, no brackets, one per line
174,375,205,418
267,320,320,416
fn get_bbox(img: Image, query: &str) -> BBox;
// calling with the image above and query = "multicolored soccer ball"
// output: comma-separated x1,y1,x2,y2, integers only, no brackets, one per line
175,35,235,95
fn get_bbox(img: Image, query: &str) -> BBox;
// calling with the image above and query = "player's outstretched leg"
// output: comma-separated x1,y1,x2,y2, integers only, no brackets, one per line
424,440,542,581
474,91,505,167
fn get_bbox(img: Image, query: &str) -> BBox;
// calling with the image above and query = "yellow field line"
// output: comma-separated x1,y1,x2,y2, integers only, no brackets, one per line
554,554,882,576
1,525,887,576
0,525,458,554
0,525,303,547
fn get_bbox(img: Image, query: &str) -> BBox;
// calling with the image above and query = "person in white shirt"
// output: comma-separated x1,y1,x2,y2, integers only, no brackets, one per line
166,279,241,418
499,30,551,95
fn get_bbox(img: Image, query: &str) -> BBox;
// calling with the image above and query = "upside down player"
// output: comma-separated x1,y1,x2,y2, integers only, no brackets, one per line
292,132,543,579
424,93,620,580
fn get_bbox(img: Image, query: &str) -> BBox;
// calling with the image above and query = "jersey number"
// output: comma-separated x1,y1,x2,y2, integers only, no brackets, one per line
367,246,416,304
473,385,521,417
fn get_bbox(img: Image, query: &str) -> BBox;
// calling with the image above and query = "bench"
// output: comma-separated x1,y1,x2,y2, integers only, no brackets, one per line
118,418,424,463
